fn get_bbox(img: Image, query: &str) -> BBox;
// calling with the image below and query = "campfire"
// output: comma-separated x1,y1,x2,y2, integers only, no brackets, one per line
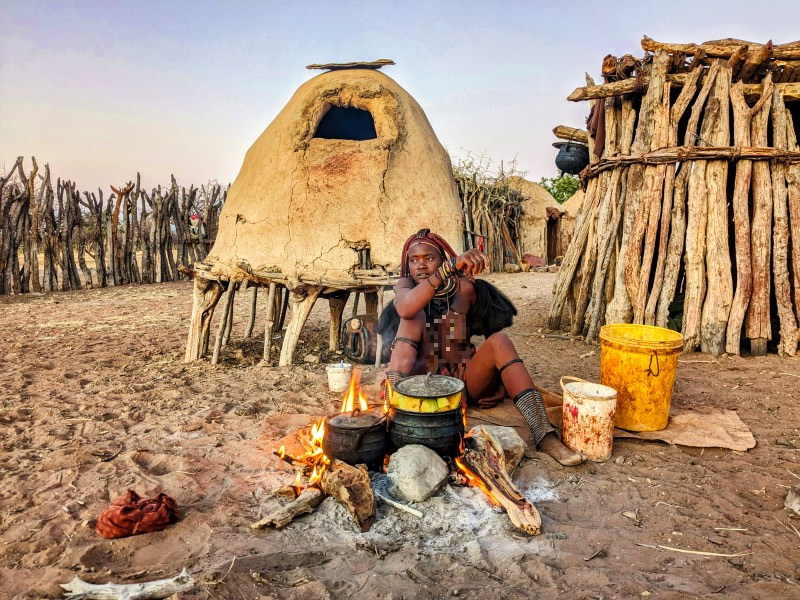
257,369,541,536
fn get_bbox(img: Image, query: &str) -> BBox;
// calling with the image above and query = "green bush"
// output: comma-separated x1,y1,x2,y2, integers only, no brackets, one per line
538,173,580,204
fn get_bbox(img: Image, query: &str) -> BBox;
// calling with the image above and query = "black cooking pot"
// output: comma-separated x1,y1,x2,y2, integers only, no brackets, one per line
553,141,590,175
388,406,464,457
322,412,388,471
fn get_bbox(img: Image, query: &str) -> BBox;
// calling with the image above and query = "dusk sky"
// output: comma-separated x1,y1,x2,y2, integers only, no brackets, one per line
2,1,798,192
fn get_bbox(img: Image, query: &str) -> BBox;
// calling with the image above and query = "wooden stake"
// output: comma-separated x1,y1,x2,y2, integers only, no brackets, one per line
278,287,322,367
364,291,379,317
746,73,775,356
245,285,258,338
374,287,385,367
645,67,703,326
726,82,759,354
184,277,224,362
548,176,600,329
785,110,800,334
328,293,349,352
770,89,798,356
605,99,638,325
656,62,722,329
700,66,733,355
632,72,671,324
263,282,277,363
212,281,236,365
221,282,237,347
682,62,725,352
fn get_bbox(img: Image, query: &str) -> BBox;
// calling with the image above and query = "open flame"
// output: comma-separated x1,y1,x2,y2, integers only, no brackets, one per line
454,456,501,506
273,368,374,493
340,369,368,413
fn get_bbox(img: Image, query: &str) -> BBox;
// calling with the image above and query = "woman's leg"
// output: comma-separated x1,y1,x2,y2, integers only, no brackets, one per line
464,333,584,466
386,312,426,389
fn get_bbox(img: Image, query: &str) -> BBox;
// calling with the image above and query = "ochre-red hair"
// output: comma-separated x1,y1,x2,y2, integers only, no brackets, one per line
400,229,458,277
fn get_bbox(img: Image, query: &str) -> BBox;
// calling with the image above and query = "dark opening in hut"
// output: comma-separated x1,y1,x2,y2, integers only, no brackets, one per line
314,106,377,140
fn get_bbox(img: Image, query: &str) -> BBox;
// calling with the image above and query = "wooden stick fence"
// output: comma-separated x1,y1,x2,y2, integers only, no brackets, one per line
0,156,227,295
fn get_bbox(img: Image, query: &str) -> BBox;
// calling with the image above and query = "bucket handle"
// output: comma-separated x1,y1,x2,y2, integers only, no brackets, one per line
560,376,589,394
645,351,660,377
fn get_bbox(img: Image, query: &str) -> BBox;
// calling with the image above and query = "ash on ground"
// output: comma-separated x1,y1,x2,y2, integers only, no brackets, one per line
286,472,559,571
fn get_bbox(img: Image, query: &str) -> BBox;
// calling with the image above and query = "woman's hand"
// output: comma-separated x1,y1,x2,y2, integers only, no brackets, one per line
455,249,489,278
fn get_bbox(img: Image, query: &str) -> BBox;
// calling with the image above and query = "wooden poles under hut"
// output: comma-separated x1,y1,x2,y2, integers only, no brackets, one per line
549,36,800,357
183,266,394,368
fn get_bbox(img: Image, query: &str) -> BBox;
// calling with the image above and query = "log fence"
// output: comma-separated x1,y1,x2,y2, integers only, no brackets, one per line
0,156,227,295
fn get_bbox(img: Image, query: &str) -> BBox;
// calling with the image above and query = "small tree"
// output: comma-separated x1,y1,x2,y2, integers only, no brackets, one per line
538,172,580,204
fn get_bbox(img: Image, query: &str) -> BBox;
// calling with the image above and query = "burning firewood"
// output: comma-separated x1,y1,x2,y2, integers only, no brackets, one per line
251,487,324,529
320,460,375,532
457,426,542,536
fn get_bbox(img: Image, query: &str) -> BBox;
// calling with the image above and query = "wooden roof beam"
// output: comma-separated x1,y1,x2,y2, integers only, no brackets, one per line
568,77,800,103
641,36,800,60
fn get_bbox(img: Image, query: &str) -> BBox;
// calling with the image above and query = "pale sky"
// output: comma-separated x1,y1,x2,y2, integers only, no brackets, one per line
2,0,798,192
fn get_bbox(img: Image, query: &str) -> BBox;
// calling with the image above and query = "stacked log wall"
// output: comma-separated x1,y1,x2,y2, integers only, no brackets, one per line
551,35,800,357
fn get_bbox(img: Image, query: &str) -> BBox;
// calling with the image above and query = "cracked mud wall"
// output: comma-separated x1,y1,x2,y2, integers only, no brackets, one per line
207,69,463,284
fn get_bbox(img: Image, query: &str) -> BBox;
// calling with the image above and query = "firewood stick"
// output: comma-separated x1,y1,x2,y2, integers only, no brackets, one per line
374,492,423,518
552,125,589,144
251,487,323,529
460,427,541,535
60,568,194,599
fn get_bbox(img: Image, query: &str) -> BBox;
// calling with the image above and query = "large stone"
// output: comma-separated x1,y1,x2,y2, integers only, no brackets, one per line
386,445,448,502
466,425,527,473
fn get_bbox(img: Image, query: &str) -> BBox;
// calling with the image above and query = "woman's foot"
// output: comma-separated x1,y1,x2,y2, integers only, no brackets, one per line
538,432,585,466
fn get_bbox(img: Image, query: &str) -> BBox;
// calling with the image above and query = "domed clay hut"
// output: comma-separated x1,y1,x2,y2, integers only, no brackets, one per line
507,176,565,264
185,61,464,366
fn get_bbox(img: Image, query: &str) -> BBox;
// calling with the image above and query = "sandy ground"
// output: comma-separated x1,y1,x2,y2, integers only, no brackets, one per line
1,272,799,599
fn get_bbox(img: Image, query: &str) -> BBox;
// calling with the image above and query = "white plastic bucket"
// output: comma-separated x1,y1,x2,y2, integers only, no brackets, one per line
326,362,353,393
560,376,617,462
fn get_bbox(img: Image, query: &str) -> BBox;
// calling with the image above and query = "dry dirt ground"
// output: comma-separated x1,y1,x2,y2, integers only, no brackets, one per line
1,272,799,600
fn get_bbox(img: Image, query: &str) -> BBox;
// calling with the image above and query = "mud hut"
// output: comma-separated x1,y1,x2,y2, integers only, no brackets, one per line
507,177,565,264
549,36,800,357
555,189,585,263
185,61,464,366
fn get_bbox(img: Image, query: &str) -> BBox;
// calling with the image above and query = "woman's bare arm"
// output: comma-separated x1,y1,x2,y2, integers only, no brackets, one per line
393,277,438,319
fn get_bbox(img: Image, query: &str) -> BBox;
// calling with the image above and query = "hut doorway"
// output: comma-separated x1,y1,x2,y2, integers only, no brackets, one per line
546,215,559,264
314,106,377,140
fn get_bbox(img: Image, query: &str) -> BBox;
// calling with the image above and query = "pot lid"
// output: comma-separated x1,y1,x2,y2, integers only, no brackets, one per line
393,374,465,398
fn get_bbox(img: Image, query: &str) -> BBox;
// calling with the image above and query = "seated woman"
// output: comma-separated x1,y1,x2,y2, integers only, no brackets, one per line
378,228,584,466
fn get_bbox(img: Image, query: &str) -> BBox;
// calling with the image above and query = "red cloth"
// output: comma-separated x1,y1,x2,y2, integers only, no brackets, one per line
95,490,179,539
586,100,606,158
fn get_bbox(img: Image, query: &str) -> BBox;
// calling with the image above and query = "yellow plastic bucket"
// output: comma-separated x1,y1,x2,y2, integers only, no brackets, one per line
598,324,683,432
